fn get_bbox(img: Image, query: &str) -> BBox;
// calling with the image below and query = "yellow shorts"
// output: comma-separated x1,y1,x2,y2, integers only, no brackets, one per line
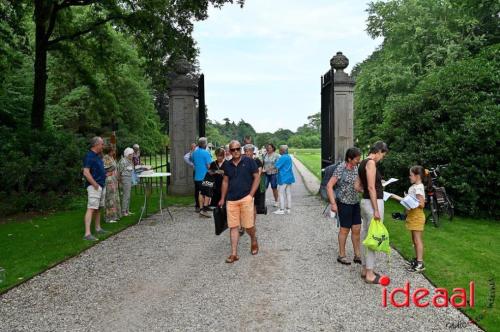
226,195,255,229
406,207,425,231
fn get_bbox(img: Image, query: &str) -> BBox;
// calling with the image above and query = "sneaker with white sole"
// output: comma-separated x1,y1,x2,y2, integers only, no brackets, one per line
285,209,291,214
199,210,212,218
405,257,417,267
273,209,285,215
408,261,425,273
273,201,279,208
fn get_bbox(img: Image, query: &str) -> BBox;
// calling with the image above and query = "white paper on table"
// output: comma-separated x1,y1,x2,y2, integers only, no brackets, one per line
383,191,393,201
382,178,399,187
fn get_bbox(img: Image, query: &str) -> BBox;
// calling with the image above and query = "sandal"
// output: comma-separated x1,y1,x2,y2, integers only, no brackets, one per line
337,256,351,265
225,255,239,264
353,256,362,265
364,273,382,284
251,239,259,255
361,271,380,279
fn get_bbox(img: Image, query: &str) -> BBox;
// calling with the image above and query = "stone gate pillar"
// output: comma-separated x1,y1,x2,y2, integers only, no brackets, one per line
168,59,199,195
331,52,356,162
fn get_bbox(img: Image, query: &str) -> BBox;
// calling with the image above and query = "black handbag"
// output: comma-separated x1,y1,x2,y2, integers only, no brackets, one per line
213,206,228,235
201,173,215,197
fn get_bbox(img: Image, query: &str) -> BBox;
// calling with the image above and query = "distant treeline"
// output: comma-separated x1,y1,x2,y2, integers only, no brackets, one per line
207,113,321,149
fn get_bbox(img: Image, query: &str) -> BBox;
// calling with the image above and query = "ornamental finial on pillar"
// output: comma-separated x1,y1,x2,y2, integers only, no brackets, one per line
330,52,349,72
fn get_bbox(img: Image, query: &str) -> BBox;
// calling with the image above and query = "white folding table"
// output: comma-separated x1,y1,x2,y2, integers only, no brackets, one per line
137,172,173,224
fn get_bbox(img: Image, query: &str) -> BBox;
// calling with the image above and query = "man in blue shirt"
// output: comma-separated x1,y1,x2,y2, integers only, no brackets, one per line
82,137,109,241
192,137,213,217
218,140,260,264
273,145,295,215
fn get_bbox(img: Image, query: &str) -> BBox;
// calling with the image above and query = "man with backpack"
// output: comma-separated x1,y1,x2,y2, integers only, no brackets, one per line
325,147,363,265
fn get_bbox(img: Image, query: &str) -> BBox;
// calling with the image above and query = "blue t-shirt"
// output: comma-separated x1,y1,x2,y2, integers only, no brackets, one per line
222,156,258,201
83,151,106,188
275,153,295,185
192,147,212,181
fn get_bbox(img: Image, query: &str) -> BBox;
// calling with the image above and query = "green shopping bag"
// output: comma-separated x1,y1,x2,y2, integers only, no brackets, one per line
363,218,391,254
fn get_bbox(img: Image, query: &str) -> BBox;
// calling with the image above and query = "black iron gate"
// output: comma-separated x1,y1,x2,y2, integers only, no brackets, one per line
321,69,335,171
198,74,206,138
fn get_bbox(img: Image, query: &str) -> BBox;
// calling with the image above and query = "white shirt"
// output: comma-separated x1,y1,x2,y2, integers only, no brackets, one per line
183,150,194,167
408,183,425,198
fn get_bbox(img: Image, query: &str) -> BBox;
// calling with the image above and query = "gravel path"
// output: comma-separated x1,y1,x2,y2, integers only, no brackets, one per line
0,167,480,332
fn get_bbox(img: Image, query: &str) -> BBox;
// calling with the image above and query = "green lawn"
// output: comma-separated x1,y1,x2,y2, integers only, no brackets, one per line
290,148,321,179
0,189,192,294
292,149,499,331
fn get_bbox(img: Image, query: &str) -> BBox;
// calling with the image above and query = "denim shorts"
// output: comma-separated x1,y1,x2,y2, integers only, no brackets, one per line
337,201,361,228
265,173,278,189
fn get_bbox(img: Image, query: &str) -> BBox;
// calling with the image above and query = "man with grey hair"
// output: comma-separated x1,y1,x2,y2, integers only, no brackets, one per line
242,135,259,157
192,137,213,216
82,136,109,241
219,140,260,263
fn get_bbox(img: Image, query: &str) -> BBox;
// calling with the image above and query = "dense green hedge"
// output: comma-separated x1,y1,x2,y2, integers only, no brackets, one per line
354,0,499,218
378,46,499,217
0,128,86,215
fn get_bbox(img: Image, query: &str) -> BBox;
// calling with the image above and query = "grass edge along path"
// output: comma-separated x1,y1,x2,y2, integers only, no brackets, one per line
290,148,321,179
0,189,192,294
292,149,498,332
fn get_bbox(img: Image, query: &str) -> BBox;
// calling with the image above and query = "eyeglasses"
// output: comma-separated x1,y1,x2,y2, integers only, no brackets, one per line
229,148,241,152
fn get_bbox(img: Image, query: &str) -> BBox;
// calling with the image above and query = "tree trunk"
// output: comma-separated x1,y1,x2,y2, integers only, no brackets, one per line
31,1,49,130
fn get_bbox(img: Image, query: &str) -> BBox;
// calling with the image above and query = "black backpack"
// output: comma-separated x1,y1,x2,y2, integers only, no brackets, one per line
319,162,344,201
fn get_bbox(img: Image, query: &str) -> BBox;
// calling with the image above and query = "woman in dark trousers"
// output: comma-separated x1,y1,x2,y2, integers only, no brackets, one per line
209,148,226,207
244,144,264,223
326,147,363,265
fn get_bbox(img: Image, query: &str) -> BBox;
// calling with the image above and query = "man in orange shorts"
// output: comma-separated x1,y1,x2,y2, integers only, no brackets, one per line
218,140,261,263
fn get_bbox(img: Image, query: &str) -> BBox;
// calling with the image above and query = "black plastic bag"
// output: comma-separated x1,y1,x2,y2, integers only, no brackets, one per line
213,206,228,235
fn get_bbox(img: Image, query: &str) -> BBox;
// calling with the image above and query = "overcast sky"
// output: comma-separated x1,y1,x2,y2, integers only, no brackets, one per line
193,0,382,133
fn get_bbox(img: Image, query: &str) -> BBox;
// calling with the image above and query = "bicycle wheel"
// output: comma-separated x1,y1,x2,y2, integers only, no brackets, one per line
445,197,455,221
430,197,439,227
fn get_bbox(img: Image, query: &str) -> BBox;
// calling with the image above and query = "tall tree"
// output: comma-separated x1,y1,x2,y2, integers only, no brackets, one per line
30,0,244,129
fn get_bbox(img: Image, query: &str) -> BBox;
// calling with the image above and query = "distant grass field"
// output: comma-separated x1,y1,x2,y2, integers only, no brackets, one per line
290,148,321,179
291,148,499,331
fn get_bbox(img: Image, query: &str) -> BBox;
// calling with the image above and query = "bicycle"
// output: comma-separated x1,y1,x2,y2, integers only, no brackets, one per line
425,164,455,227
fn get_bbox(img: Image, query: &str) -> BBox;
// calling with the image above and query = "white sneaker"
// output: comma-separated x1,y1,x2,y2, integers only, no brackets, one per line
285,209,291,214
273,209,285,215
273,201,279,208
